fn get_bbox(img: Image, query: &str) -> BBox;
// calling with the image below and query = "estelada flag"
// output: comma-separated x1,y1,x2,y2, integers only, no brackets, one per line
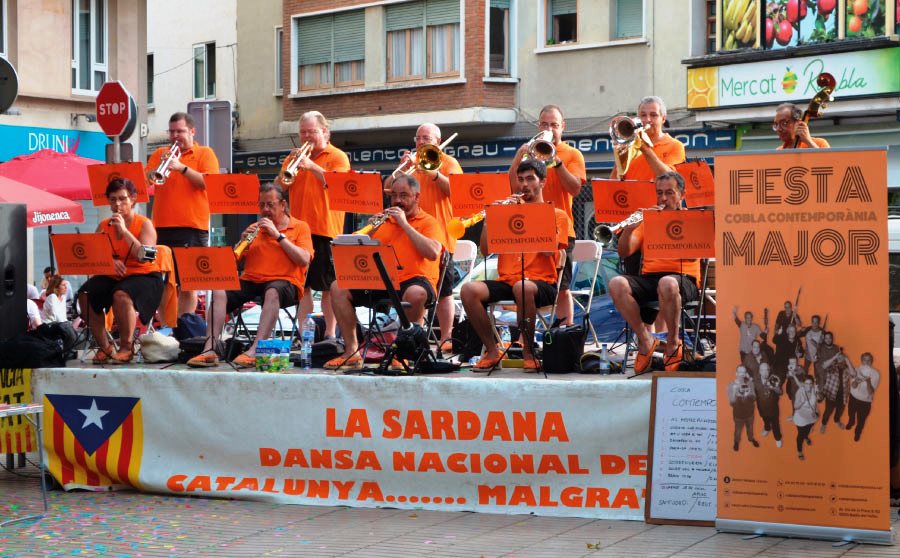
43,394,143,490
676,160,715,208
592,179,657,223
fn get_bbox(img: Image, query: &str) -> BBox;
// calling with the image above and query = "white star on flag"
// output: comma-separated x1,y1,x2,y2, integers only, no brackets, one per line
78,399,110,430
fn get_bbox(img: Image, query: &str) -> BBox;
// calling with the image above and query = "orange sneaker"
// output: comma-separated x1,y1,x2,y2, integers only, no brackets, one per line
664,343,683,372
187,350,220,368
633,338,660,374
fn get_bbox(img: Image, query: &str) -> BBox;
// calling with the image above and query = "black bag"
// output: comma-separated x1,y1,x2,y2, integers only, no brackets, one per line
0,334,66,368
177,335,208,363
541,320,586,373
31,322,78,360
174,313,207,341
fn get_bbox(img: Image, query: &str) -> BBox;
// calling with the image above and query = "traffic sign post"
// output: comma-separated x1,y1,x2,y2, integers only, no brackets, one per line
95,81,135,164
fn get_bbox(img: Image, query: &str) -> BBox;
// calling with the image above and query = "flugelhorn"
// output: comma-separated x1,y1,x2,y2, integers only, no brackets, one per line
609,116,652,177
353,213,389,236
147,143,182,185
447,194,523,239
278,142,313,185
233,225,260,261
524,131,556,163
391,133,458,178
592,209,644,246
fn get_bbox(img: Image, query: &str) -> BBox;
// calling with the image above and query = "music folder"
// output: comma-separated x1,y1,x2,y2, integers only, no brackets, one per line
51,233,116,276
87,162,151,205
641,209,715,259
591,178,657,223
172,246,241,291
485,203,557,254
332,239,401,290
449,173,511,217
204,174,260,214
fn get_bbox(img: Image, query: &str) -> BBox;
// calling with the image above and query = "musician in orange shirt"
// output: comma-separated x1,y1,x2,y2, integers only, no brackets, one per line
608,171,700,373
508,105,585,327
384,122,462,351
610,96,685,182
146,112,220,316
773,103,831,150
280,111,351,340
326,174,442,370
463,159,570,372
187,182,313,369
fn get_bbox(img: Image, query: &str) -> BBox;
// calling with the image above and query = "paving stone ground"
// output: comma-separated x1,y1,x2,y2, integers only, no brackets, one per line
1,463,898,557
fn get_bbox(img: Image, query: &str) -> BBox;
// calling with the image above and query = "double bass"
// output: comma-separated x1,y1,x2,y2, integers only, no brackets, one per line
793,73,836,148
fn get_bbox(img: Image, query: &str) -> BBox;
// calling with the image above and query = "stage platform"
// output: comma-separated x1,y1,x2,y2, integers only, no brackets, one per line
31,361,653,521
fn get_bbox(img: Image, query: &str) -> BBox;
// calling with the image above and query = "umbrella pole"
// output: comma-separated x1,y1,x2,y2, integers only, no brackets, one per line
48,225,55,271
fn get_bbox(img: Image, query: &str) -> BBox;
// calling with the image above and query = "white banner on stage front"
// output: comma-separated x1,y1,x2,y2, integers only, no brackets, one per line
34,368,652,520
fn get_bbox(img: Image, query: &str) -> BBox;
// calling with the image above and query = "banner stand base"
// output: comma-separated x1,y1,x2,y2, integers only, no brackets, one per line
716,519,895,546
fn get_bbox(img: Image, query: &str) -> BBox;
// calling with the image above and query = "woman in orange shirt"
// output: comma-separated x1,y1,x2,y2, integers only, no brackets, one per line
77,178,163,364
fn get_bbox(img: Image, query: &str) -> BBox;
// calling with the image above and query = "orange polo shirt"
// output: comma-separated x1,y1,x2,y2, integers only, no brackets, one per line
543,142,586,238
241,217,314,295
632,220,700,283
497,208,569,285
777,137,830,149
146,144,219,230
288,143,351,239
372,210,441,290
102,213,159,277
623,135,686,182
414,152,462,253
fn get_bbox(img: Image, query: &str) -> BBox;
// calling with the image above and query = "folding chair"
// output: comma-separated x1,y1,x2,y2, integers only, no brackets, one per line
488,250,567,344
569,240,603,345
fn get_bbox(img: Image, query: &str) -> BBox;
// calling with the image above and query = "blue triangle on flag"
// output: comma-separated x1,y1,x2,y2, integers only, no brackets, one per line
46,394,140,456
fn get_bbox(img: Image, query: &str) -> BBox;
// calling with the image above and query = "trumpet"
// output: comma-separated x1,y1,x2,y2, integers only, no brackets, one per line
233,225,260,262
391,132,458,178
523,131,556,163
609,116,652,177
278,142,313,185
147,143,182,185
353,212,389,236
593,209,645,245
447,194,523,239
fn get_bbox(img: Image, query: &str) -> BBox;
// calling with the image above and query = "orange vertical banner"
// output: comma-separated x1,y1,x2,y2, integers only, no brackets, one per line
676,160,715,208
715,149,891,543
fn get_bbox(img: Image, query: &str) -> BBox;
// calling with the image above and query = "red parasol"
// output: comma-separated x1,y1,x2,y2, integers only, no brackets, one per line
0,148,101,201
0,176,85,227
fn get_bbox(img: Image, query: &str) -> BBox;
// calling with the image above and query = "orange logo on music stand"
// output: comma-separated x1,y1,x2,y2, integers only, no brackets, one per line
205,174,260,214
450,173,511,217
51,233,116,276
327,171,382,214
676,160,715,208
332,244,400,290
592,178,657,223
486,203,556,254
642,210,715,259
87,163,150,205
173,247,240,291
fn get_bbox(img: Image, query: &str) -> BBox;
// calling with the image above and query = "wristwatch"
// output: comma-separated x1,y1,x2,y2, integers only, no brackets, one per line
276,233,286,243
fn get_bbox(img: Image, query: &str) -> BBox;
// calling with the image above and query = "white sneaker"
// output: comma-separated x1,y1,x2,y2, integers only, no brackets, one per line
760,429,769,438
776,440,782,448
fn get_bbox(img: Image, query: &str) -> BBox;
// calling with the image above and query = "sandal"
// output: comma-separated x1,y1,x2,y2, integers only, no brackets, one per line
664,342,683,372
188,350,220,368
439,339,454,354
473,355,501,372
522,358,541,372
110,349,134,365
324,355,363,370
634,338,660,374
92,346,115,365
232,353,257,369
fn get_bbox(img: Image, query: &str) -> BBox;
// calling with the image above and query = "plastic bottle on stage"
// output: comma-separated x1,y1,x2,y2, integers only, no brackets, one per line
301,314,315,370
599,343,610,374
500,326,511,347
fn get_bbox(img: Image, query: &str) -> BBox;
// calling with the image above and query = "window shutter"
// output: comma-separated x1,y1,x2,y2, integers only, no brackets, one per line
490,0,510,8
333,10,365,63
426,0,460,26
616,0,643,38
298,15,332,65
386,1,425,32
551,0,577,16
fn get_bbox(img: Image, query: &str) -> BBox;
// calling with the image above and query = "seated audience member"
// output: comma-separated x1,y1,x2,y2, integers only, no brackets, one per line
188,182,313,368
460,159,569,371
41,275,69,323
326,174,442,370
77,178,163,364
26,284,42,331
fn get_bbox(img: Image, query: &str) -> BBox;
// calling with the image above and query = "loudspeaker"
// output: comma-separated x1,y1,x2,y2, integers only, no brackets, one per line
0,204,26,340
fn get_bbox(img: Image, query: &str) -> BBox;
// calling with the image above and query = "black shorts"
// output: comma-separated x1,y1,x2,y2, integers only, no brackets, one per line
226,280,299,315
79,273,164,325
559,236,576,291
624,273,699,322
157,227,209,287
351,277,436,309
438,259,458,298
482,279,557,309
305,235,336,291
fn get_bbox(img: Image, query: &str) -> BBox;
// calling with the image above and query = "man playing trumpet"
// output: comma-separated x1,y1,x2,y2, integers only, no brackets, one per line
327,174,442,370
146,112,220,316
608,172,700,373
280,111,350,340
508,105,585,327
610,96,685,181
187,183,313,368
383,123,462,352
462,160,570,372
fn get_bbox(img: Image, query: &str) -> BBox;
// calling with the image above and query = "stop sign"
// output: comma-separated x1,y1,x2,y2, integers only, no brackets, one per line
96,81,133,137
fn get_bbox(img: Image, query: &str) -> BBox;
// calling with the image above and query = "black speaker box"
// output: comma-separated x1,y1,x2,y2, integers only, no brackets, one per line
0,204,26,340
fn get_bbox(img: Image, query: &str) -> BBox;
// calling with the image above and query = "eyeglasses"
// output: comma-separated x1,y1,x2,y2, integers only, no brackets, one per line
772,119,795,131
257,200,283,210
413,136,436,143
390,192,413,200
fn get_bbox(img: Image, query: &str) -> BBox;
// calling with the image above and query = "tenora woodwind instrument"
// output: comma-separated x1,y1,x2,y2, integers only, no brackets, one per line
353,212,389,236
447,194,524,239
233,225,260,261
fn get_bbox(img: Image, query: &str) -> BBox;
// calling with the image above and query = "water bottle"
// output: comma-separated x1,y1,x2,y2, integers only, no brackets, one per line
301,314,316,370
599,343,610,374
500,325,511,347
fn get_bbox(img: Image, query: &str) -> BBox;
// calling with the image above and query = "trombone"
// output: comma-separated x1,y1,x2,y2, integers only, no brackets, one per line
609,115,652,177
278,142,313,185
523,130,556,163
447,194,523,239
147,142,181,186
391,132,458,178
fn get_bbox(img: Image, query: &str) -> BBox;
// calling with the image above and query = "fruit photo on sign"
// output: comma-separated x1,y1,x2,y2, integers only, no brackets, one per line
845,0,886,37
764,0,838,49
721,0,760,50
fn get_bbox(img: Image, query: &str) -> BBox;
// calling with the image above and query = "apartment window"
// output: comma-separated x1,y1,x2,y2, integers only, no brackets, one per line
147,53,154,105
706,0,716,53
71,0,108,93
275,27,283,94
488,0,510,76
193,42,216,99
614,0,643,38
297,10,364,91
386,0,460,82
547,0,576,45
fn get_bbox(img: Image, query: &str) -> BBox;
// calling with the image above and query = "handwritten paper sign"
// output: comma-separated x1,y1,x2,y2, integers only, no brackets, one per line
646,372,716,526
